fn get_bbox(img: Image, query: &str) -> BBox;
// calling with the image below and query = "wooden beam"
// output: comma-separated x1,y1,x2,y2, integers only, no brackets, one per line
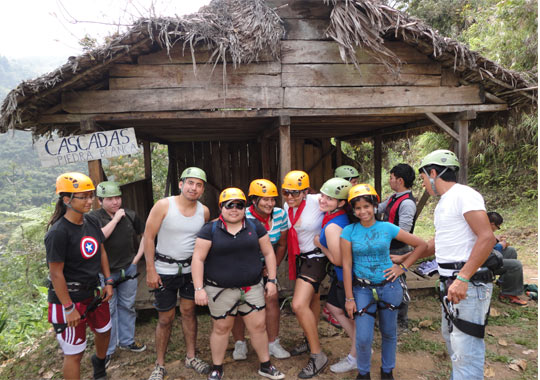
335,138,342,167
425,112,460,141
374,135,382,197
168,144,179,196
37,104,508,125
278,117,291,189
306,146,336,175
415,190,431,221
88,160,104,210
143,140,153,205
455,120,469,184
484,91,506,104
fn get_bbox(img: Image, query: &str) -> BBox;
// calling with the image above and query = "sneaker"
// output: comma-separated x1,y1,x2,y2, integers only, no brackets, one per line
290,338,309,356
91,354,107,380
330,356,356,373
269,339,291,359
397,322,408,335
258,364,285,379
148,364,166,380
207,369,223,380
119,341,147,352
185,356,211,375
499,294,528,306
380,368,395,380
298,354,328,379
356,372,371,379
322,306,342,328
233,340,248,360
104,354,112,369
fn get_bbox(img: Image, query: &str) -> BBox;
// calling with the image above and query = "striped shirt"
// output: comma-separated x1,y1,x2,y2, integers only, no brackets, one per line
246,207,288,245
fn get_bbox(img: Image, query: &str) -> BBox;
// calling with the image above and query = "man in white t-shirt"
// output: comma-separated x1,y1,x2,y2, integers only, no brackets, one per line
418,150,496,380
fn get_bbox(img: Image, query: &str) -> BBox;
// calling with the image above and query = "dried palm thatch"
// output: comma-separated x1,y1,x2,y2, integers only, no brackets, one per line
325,0,536,107
0,0,283,135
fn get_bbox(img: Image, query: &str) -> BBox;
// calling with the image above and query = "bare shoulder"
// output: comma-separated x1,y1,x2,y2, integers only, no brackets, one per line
148,197,170,219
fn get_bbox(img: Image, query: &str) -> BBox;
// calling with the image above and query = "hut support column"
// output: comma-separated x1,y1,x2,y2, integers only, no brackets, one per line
278,116,291,187
167,143,179,196
81,118,103,209
143,140,154,208
335,138,342,167
374,135,382,196
455,120,469,184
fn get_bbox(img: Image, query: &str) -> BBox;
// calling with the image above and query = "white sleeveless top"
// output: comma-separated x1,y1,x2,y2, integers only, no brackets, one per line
155,197,205,274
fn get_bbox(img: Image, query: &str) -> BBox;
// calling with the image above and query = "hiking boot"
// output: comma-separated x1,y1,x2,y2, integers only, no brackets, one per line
207,369,223,380
298,354,328,379
499,294,528,306
119,341,147,352
269,339,291,359
330,356,356,373
185,356,211,374
381,368,394,380
258,364,285,379
397,321,408,335
104,354,112,369
233,340,248,360
148,364,166,380
91,354,107,380
290,338,309,356
322,305,342,328
356,372,371,379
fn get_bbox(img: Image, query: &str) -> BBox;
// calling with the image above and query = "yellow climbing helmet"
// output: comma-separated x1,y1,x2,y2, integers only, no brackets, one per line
347,183,380,203
219,187,247,205
282,170,310,190
55,172,95,194
248,179,278,197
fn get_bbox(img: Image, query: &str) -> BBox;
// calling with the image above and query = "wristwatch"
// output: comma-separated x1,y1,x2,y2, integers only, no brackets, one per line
267,278,277,284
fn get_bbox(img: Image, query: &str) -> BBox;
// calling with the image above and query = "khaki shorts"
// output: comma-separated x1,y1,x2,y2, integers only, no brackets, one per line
205,280,265,319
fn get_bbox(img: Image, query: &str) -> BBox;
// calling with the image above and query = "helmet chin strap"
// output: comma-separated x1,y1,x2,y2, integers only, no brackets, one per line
64,194,84,215
423,167,449,197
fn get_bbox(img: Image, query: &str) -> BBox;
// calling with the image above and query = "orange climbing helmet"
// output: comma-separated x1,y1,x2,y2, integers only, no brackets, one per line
282,170,310,191
55,172,95,194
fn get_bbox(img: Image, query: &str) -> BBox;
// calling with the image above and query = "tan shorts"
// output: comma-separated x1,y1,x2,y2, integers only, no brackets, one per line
205,280,265,319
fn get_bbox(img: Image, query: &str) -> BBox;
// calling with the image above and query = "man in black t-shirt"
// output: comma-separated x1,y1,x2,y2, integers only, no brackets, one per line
90,181,146,365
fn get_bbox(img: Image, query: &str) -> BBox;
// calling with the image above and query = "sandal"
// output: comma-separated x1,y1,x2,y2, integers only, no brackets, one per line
499,294,528,306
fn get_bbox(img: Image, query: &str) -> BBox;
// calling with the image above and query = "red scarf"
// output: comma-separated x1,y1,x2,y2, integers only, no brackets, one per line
287,199,306,280
322,209,346,228
249,205,270,231
219,215,228,229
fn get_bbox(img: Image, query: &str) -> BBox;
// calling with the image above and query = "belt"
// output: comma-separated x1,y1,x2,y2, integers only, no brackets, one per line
353,277,389,287
440,267,494,284
155,252,192,266
438,262,466,270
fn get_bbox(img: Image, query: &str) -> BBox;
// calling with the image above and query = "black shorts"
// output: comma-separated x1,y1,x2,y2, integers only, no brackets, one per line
326,277,346,313
296,254,328,293
153,273,195,312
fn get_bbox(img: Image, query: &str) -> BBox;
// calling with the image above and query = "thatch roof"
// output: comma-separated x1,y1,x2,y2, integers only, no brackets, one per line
0,0,536,137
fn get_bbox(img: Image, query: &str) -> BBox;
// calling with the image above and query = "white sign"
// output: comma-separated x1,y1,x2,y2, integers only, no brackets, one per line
36,128,141,168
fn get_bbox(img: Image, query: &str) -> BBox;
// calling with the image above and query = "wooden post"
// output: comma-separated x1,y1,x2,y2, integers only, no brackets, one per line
261,137,270,179
374,135,382,197
143,140,154,209
455,120,469,184
278,116,292,187
335,138,342,167
81,118,103,209
168,143,179,195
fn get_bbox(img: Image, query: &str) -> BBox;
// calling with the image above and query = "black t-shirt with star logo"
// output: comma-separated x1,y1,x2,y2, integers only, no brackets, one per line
45,214,105,303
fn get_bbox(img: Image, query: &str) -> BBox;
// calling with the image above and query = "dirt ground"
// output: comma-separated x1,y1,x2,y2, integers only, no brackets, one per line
3,284,536,380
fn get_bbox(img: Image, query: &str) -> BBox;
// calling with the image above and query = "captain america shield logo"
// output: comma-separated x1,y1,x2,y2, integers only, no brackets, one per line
80,236,99,259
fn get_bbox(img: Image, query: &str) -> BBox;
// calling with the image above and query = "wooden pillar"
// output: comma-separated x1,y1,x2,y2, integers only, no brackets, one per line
278,116,291,187
261,137,270,179
374,135,382,197
143,140,154,209
81,118,103,209
335,138,342,167
168,143,179,196
455,120,469,184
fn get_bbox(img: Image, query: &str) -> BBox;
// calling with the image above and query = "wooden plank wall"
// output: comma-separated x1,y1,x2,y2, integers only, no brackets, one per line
120,178,153,221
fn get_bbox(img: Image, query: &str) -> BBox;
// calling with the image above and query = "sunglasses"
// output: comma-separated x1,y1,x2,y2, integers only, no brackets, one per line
72,195,95,201
282,190,303,197
223,201,245,210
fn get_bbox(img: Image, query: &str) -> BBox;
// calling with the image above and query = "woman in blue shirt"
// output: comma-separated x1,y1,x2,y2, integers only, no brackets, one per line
341,184,427,380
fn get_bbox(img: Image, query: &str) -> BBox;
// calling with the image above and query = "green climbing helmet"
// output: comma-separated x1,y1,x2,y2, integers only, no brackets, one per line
96,181,122,197
419,150,460,171
180,167,207,182
334,165,359,179
320,177,352,200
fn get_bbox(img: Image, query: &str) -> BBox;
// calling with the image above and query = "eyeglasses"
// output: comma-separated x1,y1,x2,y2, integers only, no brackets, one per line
72,195,95,201
223,202,245,210
282,190,303,198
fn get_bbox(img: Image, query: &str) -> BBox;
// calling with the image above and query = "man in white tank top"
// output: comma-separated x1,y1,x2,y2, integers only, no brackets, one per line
144,167,211,380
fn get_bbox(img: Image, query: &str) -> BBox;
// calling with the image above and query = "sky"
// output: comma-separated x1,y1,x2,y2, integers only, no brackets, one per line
0,0,211,60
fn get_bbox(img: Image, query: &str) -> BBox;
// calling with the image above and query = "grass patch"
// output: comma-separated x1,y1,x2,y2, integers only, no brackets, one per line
398,331,446,354
489,306,538,326
486,350,512,363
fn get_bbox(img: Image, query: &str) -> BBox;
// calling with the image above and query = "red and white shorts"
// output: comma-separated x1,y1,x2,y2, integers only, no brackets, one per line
48,298,111,355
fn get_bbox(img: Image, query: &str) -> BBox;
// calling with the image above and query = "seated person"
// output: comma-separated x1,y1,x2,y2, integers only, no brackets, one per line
487,211,527,306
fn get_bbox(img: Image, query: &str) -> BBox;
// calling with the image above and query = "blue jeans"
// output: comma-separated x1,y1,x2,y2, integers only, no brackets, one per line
441,282,493,380
107,264,138,355
353,281,403,374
